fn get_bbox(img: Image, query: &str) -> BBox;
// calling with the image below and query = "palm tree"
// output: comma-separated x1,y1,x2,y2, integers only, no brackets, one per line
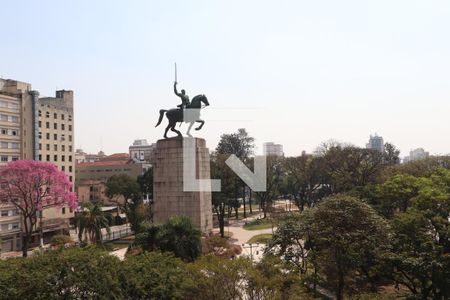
75,203,110,244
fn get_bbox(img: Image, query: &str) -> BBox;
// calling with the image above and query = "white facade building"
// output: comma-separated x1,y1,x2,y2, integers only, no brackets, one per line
263,142,284,156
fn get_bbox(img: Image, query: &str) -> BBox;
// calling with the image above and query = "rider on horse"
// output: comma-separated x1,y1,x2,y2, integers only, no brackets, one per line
174,81,190,109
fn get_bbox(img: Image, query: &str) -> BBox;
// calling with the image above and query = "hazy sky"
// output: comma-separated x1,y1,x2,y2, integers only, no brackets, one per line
2,0,450,157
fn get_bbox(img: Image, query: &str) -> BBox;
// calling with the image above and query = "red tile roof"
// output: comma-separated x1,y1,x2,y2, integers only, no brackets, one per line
76,153,131,167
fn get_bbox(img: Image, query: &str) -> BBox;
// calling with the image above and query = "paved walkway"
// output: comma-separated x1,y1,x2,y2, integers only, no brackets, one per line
110,247,128,261
213,215,277,262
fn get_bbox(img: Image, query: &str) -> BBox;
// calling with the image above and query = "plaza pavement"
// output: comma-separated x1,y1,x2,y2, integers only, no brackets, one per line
213,214,277,262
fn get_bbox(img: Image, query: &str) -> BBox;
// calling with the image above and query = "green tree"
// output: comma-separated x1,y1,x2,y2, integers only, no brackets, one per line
0,248,123,299
389,209,450,299
105,174,143,232
255,155,283,218
268,194,390,300
134,216,202,261
215,128,255,218
211,153,235,237
367,174,425,218
185,255,248,300
105,174,141,207
75,202,110,244
383,142,400,165
120,252,190,300
320,144,384,194
283,155,327,211
137,166,153,200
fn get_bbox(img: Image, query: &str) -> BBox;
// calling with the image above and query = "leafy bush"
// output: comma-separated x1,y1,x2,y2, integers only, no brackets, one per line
50,234,73,247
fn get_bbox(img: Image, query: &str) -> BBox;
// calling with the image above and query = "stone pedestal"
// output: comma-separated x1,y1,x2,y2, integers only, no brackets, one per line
153,137,213,233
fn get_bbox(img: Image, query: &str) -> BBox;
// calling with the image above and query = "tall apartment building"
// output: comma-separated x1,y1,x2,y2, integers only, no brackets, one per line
366,134,384,152
263,142,284,156
0,79,34,253
0,79,75,253
36,90,75,243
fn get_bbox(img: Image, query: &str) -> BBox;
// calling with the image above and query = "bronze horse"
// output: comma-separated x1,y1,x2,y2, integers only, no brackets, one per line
155,95,210,138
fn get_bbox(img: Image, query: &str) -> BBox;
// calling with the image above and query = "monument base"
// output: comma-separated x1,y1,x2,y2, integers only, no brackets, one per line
153,137,213,233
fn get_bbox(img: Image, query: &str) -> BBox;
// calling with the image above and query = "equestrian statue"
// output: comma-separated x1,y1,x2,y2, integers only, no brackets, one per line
155,80,210,138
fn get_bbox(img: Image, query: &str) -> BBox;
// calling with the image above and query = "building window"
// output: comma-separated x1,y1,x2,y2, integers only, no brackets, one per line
12,130,17,136
62,166,65,171
69,176,72,182
61,124,65,130
46,144,50,151
11,156,18,161
68,125,72,131
38,155,42,161
38,110,42,117
68,135,72,142
39,143,42,150
61,155,65,162
0,156,7,162
46,112,50,118
68,115,72,121
54,134,57,140
0,210,8,217
54,155,58,161
38,132,42,139
54,123,57,130
62,145,65,151
54,144,58,151
68,145,72,152
61,114,65,120
46,133,50,140
46,155,50,161
54,113,57,119
62,207,66,214
69,166,72,172
46,122,50,129
69,155,72,162
38,121,42,127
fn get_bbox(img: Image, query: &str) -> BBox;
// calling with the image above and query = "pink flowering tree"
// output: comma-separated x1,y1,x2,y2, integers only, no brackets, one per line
0,160,77,256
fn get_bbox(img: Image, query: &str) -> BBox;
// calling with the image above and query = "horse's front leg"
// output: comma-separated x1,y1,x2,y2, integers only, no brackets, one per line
187,121,194,137
171,122,182,137
195,119,205,130
164,124,171,138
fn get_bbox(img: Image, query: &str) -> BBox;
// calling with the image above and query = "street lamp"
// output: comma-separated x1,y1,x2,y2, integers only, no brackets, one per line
242,242,260,262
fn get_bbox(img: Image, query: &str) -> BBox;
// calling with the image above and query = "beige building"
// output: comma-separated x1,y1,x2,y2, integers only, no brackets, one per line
75,148,106,164
75,153,150,205
36,90,75,243
0,78,75,253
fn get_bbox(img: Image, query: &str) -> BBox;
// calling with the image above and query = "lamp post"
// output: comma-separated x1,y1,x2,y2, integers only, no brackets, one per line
242,242,259,262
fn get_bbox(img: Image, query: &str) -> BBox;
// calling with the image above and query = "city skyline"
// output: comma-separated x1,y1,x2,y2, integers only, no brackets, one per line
1,1,450,156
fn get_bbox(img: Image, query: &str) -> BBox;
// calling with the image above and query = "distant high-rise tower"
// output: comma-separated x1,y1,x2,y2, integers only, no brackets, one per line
263,142,284,156
366,134,384,152
403,148,429,163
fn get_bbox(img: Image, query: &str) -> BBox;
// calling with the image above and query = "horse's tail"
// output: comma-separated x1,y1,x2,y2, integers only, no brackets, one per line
155,109,167,127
